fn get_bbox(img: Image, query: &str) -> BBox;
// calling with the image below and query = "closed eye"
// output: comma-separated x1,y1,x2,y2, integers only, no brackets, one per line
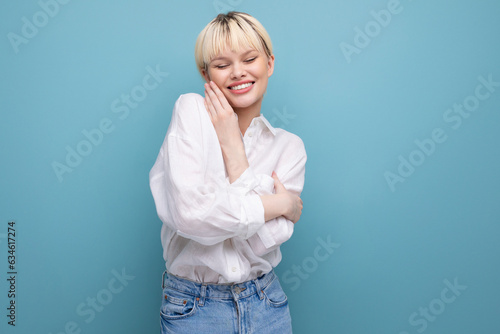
245,57,257,63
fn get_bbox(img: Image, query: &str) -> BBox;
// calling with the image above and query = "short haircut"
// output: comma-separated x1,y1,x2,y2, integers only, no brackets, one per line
194,12,273,78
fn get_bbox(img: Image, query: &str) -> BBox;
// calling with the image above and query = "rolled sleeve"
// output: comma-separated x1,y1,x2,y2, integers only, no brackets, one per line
227,167,275,196
247,144,307,254
149,94,267,246
241,193,266,239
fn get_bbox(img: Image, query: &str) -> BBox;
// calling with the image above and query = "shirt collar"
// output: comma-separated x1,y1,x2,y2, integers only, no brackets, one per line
235,113,277,136
254,114,277,136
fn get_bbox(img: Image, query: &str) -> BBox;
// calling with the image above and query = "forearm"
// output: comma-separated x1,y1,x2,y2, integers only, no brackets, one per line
220,141,249,184
259,194,286,222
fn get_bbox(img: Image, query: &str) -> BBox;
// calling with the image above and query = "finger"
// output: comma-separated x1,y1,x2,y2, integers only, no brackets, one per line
204,83,216,107
272,172,282,183
273,176,286,193
204,84,215,109
209,81,232,111
272,172,283,185
206,82,225,113
203,99,214,121
204,90,214,114
204,91,218,121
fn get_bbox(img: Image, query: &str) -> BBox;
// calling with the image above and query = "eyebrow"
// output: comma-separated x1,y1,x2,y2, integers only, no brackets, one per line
210,50,257,62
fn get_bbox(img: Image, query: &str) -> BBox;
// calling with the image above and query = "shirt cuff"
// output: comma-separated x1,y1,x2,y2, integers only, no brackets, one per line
227,166,260,195
228,167,275,196
254,174,274,195
241,193,265,239
256,224,275,249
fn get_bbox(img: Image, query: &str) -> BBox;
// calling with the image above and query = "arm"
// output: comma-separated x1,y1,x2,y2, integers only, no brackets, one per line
203,81,248,183
218,140,306,255
204,81,303,224
149,94,266,246
247,147,307,256
203,81,306,255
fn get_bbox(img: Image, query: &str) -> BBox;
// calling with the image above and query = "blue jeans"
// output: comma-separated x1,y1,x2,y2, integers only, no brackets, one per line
160,270,293,333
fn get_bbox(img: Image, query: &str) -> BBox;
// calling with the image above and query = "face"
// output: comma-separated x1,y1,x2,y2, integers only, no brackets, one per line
202,46,275,111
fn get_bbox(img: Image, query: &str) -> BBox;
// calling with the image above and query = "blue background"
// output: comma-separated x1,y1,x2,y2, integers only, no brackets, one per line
1,0,499,333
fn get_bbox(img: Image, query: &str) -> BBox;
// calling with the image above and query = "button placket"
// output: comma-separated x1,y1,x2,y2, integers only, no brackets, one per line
244,121,261,150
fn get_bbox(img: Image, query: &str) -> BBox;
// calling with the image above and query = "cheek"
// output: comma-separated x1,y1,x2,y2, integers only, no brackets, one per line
222,90,232,101
220,90,237,106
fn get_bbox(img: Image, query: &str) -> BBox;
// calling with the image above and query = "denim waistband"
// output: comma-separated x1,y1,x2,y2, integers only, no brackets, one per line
162,270,277,302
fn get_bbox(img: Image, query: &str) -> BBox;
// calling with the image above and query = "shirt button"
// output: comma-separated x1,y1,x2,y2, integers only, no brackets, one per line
231,267,237,272
248,132,252,137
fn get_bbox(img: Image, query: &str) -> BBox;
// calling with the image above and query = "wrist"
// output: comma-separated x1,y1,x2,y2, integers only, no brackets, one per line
223,152,249,184
275,193,289,217
260,194,285,222
221,141,249,184
219,138,245,155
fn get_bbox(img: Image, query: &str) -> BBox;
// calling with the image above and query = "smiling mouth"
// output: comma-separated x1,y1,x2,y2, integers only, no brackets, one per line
228,82,255,90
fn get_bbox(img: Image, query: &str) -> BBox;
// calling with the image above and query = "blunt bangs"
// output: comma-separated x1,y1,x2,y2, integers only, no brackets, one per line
195,12,273,78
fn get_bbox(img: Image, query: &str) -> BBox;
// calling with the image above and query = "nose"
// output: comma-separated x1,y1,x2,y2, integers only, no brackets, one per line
230,62,246,79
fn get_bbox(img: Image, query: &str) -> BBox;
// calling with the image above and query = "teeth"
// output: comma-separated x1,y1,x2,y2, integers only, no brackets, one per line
229,82,253,90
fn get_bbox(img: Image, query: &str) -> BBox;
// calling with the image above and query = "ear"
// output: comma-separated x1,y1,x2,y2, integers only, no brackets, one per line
267,54,275,78
201,67,211,83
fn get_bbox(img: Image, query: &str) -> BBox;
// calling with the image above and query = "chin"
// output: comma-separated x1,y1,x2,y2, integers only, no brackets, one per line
228,95,262,110
230,101,255,110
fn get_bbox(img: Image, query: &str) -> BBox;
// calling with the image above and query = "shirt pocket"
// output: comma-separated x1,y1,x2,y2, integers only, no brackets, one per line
160,287,197,320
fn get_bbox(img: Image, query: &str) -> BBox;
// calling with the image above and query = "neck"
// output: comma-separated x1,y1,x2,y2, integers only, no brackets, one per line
233,98,263,136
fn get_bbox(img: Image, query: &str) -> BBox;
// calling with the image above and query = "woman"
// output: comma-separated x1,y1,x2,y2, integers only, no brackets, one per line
149,11,307,333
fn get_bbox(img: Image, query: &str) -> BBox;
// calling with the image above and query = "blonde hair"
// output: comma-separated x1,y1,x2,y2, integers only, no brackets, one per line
194,12,273,78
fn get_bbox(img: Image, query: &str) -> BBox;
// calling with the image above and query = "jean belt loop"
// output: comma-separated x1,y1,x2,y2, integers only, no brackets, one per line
161,270,167,290
198,284,207,307
254,277,264,300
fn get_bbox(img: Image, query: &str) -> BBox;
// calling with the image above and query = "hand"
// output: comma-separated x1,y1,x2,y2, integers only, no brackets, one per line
272,171,303,223
204,81,242,149
204,81,248,183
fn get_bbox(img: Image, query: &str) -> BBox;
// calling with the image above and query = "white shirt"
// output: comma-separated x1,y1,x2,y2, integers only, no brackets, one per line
149,93,307,284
